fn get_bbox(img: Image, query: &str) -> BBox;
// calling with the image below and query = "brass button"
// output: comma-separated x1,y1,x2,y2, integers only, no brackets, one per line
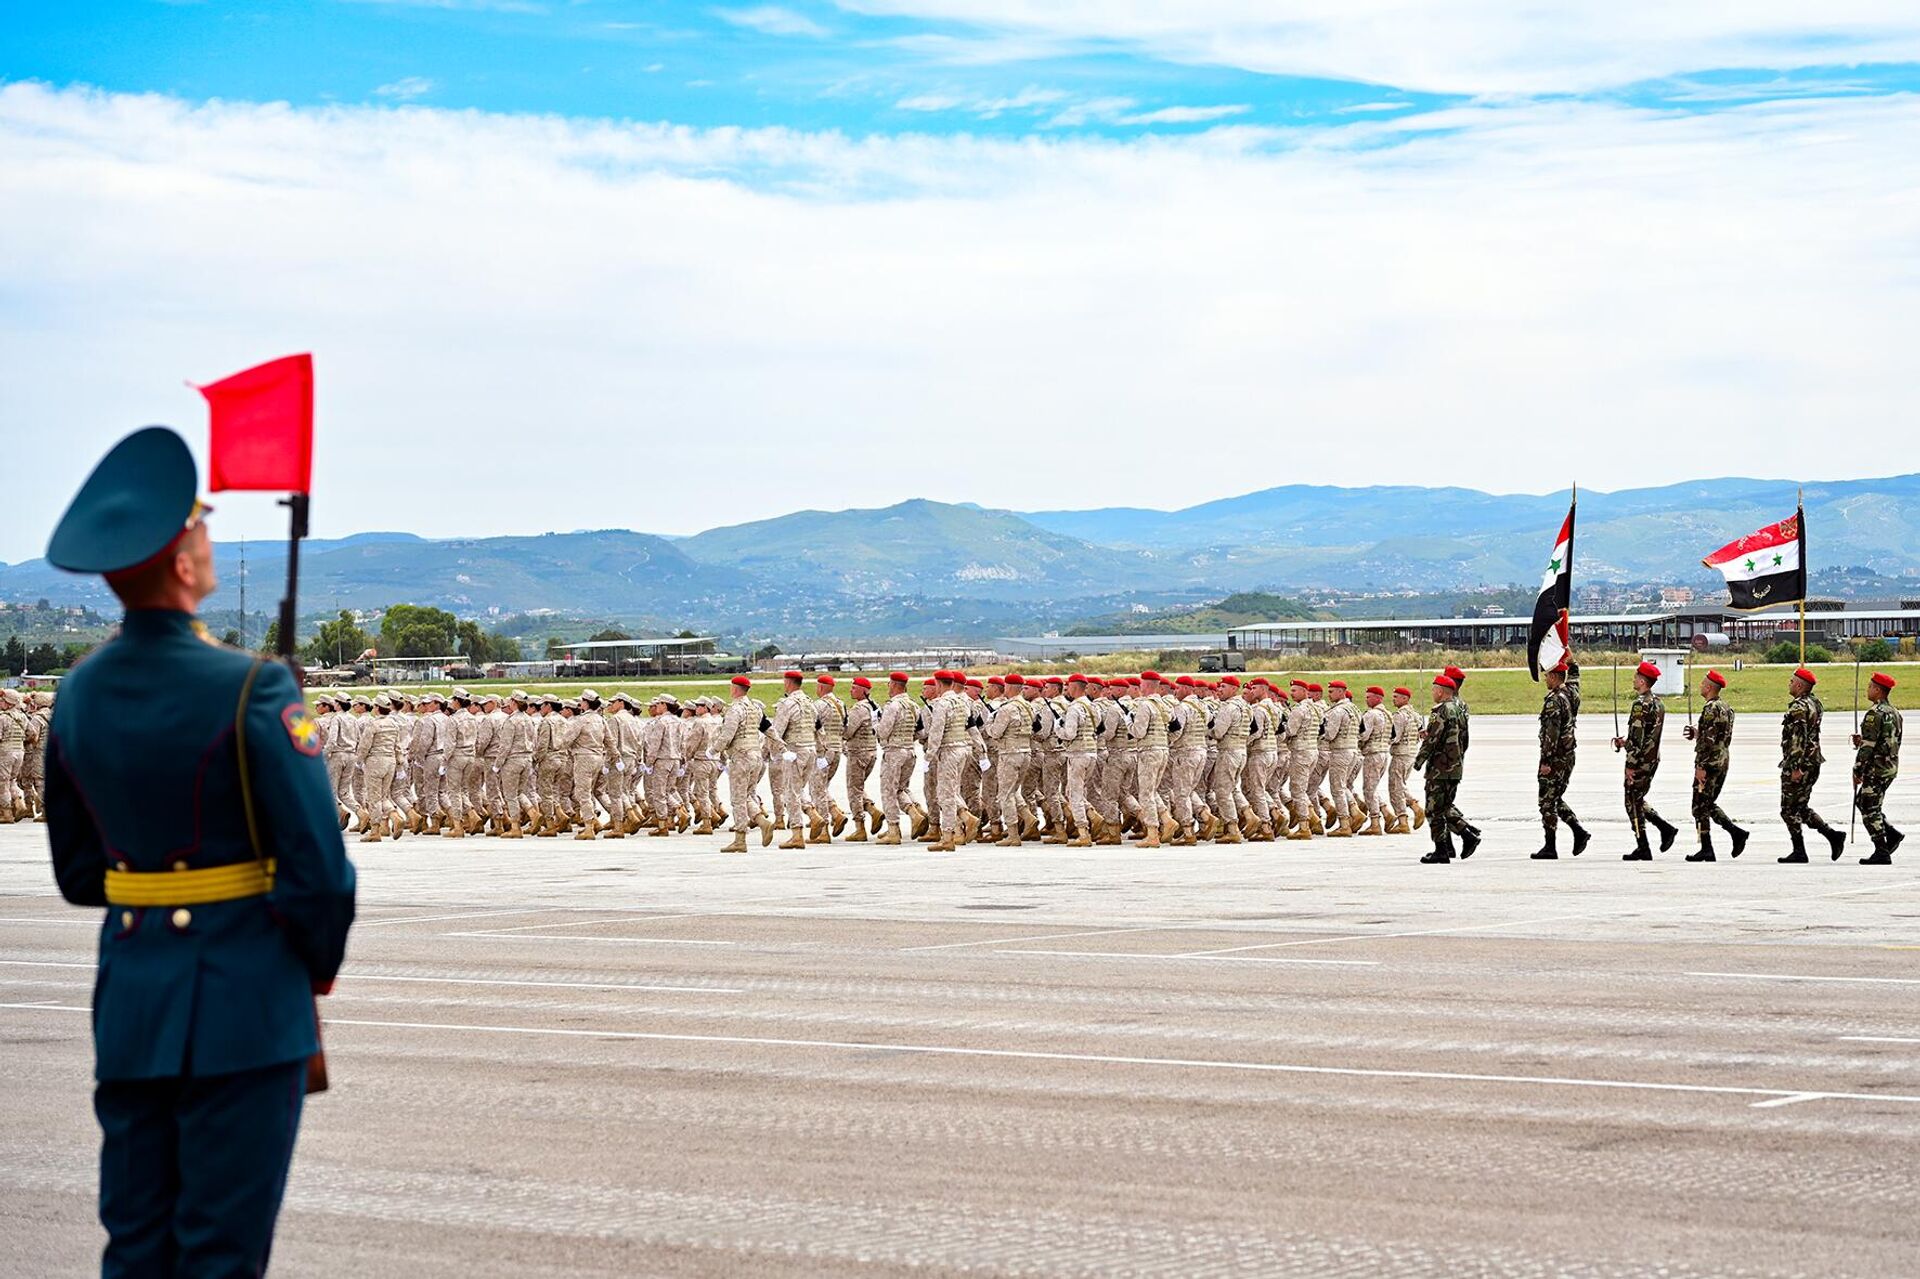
120,910,134,929
170,908,192,929
172,861,188,872
116,861,129,872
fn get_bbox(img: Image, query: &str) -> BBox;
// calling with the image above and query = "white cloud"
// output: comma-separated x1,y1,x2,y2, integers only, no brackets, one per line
372,76,435,100
1115,103,1248,125
713,5,830,38
898,85,1069,117
836,1,1920,94
2,82,1918,561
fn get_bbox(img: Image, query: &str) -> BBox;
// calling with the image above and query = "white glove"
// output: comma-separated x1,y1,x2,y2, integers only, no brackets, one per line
601,767,610,776
438,766,446,777
676,766,687,778
491,766,500,774
783,752,797,764
614,760,626,772
815,756,829,772
979,758,992,773
641,765,653,776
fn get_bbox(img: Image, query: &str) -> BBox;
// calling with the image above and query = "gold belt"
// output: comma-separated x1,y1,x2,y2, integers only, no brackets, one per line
104,859,276,907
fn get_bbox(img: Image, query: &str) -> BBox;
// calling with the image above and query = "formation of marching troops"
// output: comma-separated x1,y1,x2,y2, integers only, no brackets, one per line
0,689,54,824
303,659,1905,864
1534,660,1903,865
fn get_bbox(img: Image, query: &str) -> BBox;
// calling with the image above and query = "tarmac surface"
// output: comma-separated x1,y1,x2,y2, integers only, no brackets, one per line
2,713,1916,1277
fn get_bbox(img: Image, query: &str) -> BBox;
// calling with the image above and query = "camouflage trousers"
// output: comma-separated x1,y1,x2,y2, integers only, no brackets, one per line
1243,752,1276,823
1290,749,1319,822
879,748,915,825
1857,765,1899,843
1211,749,1247,823
1326,749,1359,814
997,750,1032,829
726,750,764,830
1063,752,1097,830
809,747,841,814
1360,753,1388,821
1269,747,1291,812
1780,762,1828,833
325,754,355,809
843,747,875,818
1388,755,1416,818
688,758,720,819
1134,748,1169,828
936,745,973,835
1096,752,1129,824
1691,764,1733,834
1538,761,1577,829
571,753,606,822
1424,776,1469,839
1167,749,1206,828
1624,765,1667,843
443,754,476,819
774,747,813,827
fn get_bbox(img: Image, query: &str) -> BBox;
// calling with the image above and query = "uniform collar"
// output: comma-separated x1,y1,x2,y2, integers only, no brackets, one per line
120,608,197,636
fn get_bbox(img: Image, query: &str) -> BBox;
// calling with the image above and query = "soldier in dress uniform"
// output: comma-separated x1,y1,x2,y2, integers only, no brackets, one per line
43,427,356,1275
1532,660,1590,859
1779,667,1845,862
1682,669,1748,861
1613,660,1679,860
1853,672,1903,864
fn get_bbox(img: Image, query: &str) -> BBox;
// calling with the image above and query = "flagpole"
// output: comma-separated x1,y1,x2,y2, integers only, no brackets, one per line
1797,486,1805,666
277,493,309,670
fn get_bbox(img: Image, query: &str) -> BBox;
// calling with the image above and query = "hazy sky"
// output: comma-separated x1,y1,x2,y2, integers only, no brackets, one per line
5,2,1920,561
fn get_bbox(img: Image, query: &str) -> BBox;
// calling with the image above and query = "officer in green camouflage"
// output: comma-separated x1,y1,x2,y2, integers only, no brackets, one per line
1779,667,1845,862
1852,671,1903,865
1612,660,1679,860
1532,659,1590,859
1414,673,1478,864
1682,668,1748,862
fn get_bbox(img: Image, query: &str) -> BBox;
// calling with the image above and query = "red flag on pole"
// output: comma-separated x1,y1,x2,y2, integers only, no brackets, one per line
198,354,314,493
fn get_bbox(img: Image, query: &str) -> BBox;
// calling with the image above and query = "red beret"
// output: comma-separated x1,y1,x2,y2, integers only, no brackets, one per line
1327,678,1347,690
951,670,967,683
1393,686,1412,698
1434,674,1457,690
1175,675,1195,687
1126,676,1142,687
987,675,1005,686
1792,667,1818,686
1041,674,1064,686
1443,665,1466,684
1871,671,1896,690
783,670,804,681
1215,675,1236,687
889,671,909,683
1140,670,1161,682
934,670,955,682
966,679,983,689
921,678,937,688
1704,669,1726,688
851,676,872,689
816,674,836,687
1635,661,1661,682
1004,673,1024,686
731,675,752,688
1306,682,1322,692
1088,677,1108,688
1067,673,1088,684
1366,686,1384,696
1289,678,1307,688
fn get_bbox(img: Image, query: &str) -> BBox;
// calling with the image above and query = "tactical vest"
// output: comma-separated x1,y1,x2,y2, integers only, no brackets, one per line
718,700,763,753
1134,696,1168,750
1064,696,1098,754
1359,707,1390,755
998,698,1034,752
1329,700,1360,751
881,699,918,748
939,693,972,748
781,692,817,748
1218,699,1250,751
815,695,846,749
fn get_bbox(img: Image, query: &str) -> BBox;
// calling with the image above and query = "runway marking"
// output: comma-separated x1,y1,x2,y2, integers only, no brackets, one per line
311,1014,1920,1110
440,934,735,946
0,960,91,970
1688,972,1920,987
357,908,568,928
1750,1092,1826,1109
0,1001,85,1011
0,918,97,927
1175,877,1920,956
995,949,1378,967
900,924,1193,953
343,974,743,995
1841,1036,1920,1045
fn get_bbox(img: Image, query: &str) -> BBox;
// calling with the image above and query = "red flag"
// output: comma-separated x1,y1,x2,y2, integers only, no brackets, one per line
198,354,314,493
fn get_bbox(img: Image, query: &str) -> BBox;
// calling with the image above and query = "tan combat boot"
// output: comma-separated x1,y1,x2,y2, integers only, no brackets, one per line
1138,824,1161,849
780,824,806,850
1171,825,1198,846
847,814,868,843
1411,801,1426,830
1160,815,1178,844
720,828,748,854
574,821,596,840
358,812,381,843
1217,821,1243,845
831,803,848,837
1287,822,1313,841
756,814,776,846
874,821,902,846
960,810,982,845
996,825,1022,848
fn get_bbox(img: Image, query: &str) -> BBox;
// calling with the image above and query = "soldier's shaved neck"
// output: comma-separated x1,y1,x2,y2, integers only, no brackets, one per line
104,521,216,613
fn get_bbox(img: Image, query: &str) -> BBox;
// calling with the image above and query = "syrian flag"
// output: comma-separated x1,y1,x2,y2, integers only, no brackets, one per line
1528,499,1575,681
1704,508,1806,611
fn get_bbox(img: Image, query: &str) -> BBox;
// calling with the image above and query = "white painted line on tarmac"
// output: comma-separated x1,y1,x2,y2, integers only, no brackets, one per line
1840,1036,1920,1044
1689,972,1920,987
0,960,91,969
315,1014,1920,1110
1178,877,1920,956
343,974,743,995
0,1001,85,1011
441,933,736,946
996,949,1378,967
358,908,569,928
0,918,97,927
1750,1092,1826,1109
901,924,1193,953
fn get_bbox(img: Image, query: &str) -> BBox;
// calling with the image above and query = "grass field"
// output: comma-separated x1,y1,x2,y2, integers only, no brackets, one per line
309,659,1906,717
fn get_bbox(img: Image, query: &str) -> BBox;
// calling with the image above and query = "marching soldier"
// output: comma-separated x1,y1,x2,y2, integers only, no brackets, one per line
716,676,775,851
1167,676,1210,843
1413,673,1479,863
1244,679,1281,840
534,695,570,834
927,670,980,852
1356,685,1392,837
1123,671,1170,848
443,688,480,838
413,691,447,833
767,671,817,848
0,689,29,822
1207,676,1249,844
1853,672,1903,864
1683,669,1748,861
1319,681,1361,837
841,677,880,840
1032,675,1069,842
1387,686,1423,833
354,694,405,841
23,691,53,820
874,673,919,845
812,675,848,838
1533,660,1590,859
1779,667,1845,862
1613,660,1679,860
43,426,355,1274
684,697,718,834
1056,674,1099,846
1284,679,1322,839
988,673,1037,846
565,689,611,840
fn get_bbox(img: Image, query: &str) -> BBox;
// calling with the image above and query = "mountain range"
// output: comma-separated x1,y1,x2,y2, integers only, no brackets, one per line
3,477,1915,642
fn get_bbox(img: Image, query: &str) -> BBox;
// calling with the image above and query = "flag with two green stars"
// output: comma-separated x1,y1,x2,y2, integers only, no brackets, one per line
1527,497,1575,680
1703,507,1806,610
